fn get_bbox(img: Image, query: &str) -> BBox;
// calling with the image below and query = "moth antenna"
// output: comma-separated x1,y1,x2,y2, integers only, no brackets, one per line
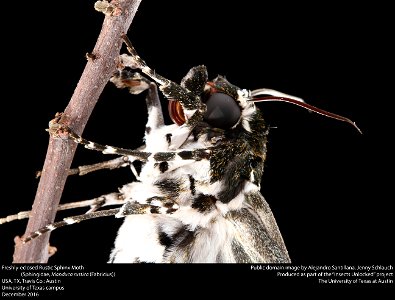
250,96,362,134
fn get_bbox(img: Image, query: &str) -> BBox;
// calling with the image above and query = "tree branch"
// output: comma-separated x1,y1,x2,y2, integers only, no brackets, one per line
13,0,142,263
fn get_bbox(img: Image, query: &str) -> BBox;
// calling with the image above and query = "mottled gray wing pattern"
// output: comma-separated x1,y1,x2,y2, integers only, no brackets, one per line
228,191,291,263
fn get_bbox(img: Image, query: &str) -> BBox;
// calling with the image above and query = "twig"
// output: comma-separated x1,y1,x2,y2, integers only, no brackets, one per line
13,0,142,263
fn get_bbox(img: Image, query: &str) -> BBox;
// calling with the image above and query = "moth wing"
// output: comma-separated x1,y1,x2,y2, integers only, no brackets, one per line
228,191,291,263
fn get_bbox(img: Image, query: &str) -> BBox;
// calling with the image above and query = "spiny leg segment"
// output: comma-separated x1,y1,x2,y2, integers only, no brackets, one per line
119,35,208,148
36,156,131,179
65,156,131,176
0,192,125,225
22,199,179,244
22,208,121,243
121,34,205,111
48,117,211,162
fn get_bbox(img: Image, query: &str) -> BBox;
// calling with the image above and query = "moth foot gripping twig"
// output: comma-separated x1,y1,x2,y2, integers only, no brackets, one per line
46,112,73,139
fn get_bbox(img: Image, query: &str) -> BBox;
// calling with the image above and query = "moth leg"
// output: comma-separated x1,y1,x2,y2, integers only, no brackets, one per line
52,83,163,180
116,198,179,218
22,199,179,244
48,118,150,160
144,82,165,130
111,72,165,130
120,36,198,106
48,117,211,162
69,156,130,176
120,36,206,148
22,208,121,243
36,156,130,179
119,51,202,108
0,192,125,225
67,154,140,181
111,71,179,153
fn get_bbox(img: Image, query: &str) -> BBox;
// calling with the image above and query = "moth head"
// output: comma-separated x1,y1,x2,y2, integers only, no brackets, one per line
168,67,362,133
169,74,255,131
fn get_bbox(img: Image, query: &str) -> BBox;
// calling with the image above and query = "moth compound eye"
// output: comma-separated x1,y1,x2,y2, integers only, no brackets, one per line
203,93,241,129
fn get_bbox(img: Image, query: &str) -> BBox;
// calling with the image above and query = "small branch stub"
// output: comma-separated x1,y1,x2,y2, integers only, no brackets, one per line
94,1,122,16
86,52,98,61
46,112,71,139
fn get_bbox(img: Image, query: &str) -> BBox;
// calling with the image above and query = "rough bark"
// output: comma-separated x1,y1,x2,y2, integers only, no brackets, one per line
13,0,142,263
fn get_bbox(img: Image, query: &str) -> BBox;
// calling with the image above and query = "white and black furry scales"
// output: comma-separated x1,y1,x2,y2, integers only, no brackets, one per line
105,87,290,262
106,77,290,263
108,38,291,263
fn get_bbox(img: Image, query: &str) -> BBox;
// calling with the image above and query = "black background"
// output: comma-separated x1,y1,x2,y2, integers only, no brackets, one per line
0,0,391,273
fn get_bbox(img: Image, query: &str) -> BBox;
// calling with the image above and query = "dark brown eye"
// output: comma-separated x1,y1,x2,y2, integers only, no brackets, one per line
203,93,241,129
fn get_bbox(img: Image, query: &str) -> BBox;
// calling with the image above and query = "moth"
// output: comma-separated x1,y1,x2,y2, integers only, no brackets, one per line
1,35,360,263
